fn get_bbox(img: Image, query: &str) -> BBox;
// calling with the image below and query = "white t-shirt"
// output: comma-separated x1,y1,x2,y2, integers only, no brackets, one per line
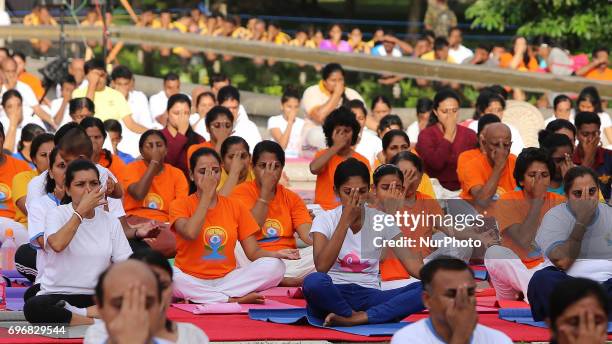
407,121,421,145
128,90,157,129
148,90,168,122
1,81,39,118
355,129,382,167
0,10,10,26
190,113,210,141
28,193,61,284
449,45,474,64
371,45,403,57
40,205,132,295
0,109,46,152
84,321,209,344
25,164,125,219
391,318,512,344
310,205,401,289
45,97,71,128
301,84,364,120
233,104,262,153
468,120,524,156
543,114,575,127
267,115,305,159
536,203,612,283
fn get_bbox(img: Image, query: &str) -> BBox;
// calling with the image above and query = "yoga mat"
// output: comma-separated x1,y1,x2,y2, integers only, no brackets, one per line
1,270,24,279
172,299,297,314
497,300,530,309
475,287,496,297
260,287,304,298
499,308,612,333
7,298,24,311
249,308,410,336
6,287,26,298
472,269,488,280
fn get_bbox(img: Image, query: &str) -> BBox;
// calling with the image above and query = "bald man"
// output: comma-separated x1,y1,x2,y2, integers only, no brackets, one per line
94,260,161,344
458,123,517,207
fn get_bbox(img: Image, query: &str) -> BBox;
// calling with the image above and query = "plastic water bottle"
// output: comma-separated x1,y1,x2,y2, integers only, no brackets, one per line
1,229,16,270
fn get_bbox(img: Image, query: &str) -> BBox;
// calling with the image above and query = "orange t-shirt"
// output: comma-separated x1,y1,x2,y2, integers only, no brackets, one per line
19,72,45,99
492,190,566,268
499,53,538,72
123,160,189,222
314,149,371,210
585,68,612,81
230,181,312,251
380,192,444,281
458,150,517,200
169,194,259,279
98,152,127,185
0,155,31,219
186,142,214,169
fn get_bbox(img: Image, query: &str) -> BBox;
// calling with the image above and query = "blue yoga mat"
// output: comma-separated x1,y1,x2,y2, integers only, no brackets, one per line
499,308,612,332
472,269,488,281
249,308,409,336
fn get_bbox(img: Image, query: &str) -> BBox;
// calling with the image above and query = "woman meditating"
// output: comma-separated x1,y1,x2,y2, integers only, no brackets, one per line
169,147,299,304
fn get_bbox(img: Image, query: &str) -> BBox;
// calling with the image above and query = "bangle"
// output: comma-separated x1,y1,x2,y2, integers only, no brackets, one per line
258,197,270,204
73,209,83,222
575,221,587,228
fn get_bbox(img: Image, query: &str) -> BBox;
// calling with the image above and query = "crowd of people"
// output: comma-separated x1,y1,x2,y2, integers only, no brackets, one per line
0,11,612,341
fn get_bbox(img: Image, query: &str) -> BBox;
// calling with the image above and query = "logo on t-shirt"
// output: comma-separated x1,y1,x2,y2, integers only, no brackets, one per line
259,219,284,243
0,183,10,209
338,251,370,272
202,226,228,260
143,193,164,210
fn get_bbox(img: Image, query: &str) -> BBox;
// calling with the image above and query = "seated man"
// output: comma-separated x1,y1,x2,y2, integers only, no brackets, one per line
528,166,612,321
485,148,565,302
391,258,512,344
149,72,180,128
459,123,516,208
217,85,262,153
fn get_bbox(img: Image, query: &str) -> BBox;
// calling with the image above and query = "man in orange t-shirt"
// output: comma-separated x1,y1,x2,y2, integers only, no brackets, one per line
484,147,565,301
458,123,516,208
310,107,370,210
0,148,31,245
577,47,612,81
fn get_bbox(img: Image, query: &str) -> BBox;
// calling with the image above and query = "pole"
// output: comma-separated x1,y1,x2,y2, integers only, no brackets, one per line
102,0,108,61
59,2,65,62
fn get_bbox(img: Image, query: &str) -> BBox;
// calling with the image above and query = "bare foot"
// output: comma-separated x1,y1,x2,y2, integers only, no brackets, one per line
229,292,265,304
324,311,368,327
279,277,304,287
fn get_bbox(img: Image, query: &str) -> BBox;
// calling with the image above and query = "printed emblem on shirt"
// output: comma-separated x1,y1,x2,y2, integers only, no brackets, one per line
338,251,370,272
258,219,283,243
202,226,228,260
605,231,612,247
0,183,11,209
143,193,164,210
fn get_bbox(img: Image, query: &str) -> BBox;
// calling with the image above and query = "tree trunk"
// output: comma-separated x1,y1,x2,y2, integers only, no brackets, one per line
407,0,425,38
345,0,356,18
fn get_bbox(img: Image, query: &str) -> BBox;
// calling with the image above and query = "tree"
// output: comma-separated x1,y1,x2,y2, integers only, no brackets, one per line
465,0,612,52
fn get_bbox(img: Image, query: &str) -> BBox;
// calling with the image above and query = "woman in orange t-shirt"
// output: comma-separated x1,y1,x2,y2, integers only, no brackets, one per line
231,141,314,286
169,147,299,304
80,117,127,183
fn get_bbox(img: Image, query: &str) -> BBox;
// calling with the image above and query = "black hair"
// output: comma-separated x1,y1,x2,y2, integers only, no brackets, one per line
17,123,44,154
513,148,555,187
477,114,501,136
429,88,461,125
54,122,80,145
433,37,449,51
167,94,201,147
0,121,3,140
592,46,609,56
110,65,133,81
1,89,22,107
420,257,474,290
139,129,167,151
103,119,122,135
44,147,62,194
69,97,95,116
574,111,601,130
333,158,370,190
252,140,285,167
474,91,505,120
322,107,361,147
511,36,531,68
322,63,345,80
371,95,392,111
546,119,576,137
476,43,492,53
416,98,433,115
389,151,423,173
553,94,572,111
449,27,462,35
80,117,113,167
57,127,94,161
84,59,105,75
189,147,222,174
382,129,410,152
281,87,300,104
60,74,76,87
423,30,435,40
220,136,250,159
129,249,172,278
196,91,215,108
210,73,229,85
377,114,404,134
538,131,573,152
217,85,240,104
549,278,609,335
577,86,603,114
64,159,99,188
487,85,509,101
205,105,234,128
163,72,179,83
563,166,600,195
30,133,54,167
373,163,403,186
347,99,367,116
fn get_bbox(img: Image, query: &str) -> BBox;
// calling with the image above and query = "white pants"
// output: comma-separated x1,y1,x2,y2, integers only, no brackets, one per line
0,217,29,246
173,257,285,304
235,243,316,279
381,232,473,290
484,245,545,302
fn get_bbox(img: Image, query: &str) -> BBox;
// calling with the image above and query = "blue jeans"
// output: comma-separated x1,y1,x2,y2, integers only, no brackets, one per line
303,272,424,324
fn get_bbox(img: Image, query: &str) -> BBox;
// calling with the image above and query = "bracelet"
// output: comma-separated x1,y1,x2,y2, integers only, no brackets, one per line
575,221,587,228
258,197,270,204
73,209,83,222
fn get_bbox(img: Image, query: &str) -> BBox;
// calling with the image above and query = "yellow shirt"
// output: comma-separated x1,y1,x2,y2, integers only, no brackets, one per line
73,86,131,122
11,170,38,225
218,168,255,191
421,51,456,63
271,32,291,45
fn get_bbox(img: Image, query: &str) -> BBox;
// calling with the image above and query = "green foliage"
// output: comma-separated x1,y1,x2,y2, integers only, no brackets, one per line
465,0,612,51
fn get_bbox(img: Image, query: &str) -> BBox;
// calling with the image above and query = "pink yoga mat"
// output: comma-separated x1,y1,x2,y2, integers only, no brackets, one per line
259,287,304,298
172,299,297,314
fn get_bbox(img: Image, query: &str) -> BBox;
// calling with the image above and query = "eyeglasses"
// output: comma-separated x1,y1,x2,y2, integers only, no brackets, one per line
211,122,232,129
